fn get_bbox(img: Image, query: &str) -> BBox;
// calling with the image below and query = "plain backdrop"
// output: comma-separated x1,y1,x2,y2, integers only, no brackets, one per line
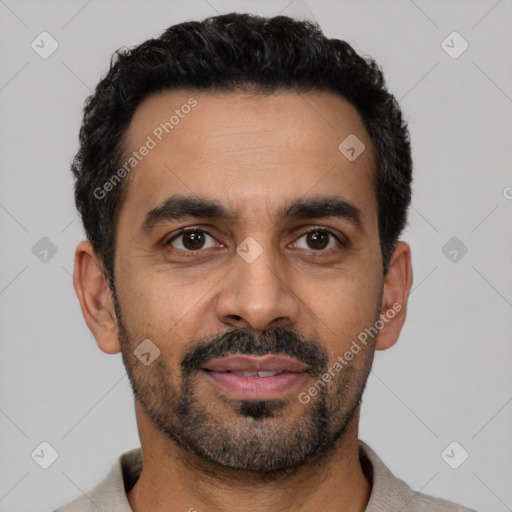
0,1,511,511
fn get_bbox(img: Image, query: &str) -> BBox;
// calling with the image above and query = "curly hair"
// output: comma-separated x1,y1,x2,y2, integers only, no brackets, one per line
72,12,412,281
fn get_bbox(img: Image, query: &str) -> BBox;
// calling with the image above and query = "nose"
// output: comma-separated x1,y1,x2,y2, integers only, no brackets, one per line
215,245,301,332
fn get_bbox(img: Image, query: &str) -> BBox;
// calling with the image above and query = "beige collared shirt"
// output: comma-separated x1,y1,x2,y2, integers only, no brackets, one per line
54,440,477,511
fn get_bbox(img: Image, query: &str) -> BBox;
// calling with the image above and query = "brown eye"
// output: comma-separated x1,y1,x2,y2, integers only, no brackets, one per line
295,230,339,251
167,230,219,251
306,231,329,250
183,232,205,250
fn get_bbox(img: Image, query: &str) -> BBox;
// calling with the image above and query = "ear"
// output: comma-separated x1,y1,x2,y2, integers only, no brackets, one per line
375,241,413,351
73,241,121,354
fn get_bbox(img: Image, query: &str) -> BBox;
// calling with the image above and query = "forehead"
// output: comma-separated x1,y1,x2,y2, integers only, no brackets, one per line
119,89,377,227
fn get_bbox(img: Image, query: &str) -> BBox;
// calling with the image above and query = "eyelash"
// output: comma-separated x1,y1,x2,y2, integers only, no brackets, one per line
164,226,346,254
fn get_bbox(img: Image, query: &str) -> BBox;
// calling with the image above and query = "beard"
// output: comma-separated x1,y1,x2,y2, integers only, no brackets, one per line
116,306,377,476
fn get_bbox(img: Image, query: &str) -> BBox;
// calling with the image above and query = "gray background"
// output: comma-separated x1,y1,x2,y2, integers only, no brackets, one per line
1,0,511,511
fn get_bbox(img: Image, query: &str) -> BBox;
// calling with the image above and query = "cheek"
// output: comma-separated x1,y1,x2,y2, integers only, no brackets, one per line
115,265,215,351
301,265,380,323
298,271,381,359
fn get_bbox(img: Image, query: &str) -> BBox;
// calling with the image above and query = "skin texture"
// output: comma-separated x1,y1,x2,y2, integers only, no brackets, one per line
73,89,413,512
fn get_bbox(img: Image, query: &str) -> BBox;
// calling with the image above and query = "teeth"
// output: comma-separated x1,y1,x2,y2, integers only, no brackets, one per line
230,370,283,377
257,371,281,377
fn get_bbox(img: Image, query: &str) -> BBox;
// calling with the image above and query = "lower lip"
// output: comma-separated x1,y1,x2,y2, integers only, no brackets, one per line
202,370,307,400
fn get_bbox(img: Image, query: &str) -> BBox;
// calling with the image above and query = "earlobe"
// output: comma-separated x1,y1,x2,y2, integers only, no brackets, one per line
73,241,121,354
375,241,413,351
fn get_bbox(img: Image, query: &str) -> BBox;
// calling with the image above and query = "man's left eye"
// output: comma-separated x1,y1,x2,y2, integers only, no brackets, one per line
294,230,340,251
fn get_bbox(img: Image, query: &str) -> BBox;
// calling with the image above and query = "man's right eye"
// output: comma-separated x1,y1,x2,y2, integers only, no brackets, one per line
166,229,222,252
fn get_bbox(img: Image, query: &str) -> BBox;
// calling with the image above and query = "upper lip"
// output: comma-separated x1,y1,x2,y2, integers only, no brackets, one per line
202,354,308,373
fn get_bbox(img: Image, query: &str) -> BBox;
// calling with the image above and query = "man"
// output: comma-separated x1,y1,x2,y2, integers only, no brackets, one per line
57,12,477,512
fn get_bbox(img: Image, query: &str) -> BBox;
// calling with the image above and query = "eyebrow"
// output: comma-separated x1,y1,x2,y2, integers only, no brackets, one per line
141,194,363,232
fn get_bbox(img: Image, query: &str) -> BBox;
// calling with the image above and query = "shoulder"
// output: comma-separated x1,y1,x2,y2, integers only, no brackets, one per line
52,448,142,512
358,440,477,512
402,491,478,511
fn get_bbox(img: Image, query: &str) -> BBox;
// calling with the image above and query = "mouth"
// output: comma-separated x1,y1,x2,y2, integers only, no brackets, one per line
201,354,309,400
212,370,287,377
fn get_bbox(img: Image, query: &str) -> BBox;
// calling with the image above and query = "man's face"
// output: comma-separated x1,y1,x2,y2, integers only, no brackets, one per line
112,89,383,473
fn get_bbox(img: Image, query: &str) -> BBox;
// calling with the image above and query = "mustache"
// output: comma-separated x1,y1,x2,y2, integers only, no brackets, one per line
181,327,328,376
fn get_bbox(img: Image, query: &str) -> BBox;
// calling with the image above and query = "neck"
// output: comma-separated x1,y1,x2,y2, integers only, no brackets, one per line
127,400,371,512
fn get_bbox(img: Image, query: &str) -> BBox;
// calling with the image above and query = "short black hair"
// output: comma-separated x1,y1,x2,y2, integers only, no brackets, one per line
72,12,412,281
